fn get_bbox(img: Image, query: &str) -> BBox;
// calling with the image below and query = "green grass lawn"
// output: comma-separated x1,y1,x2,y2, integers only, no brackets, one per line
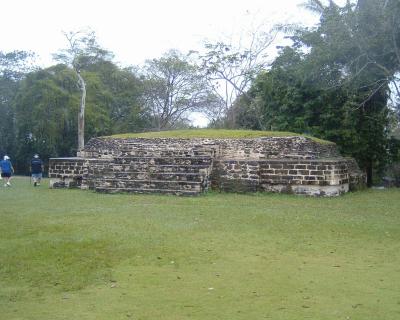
1,177,399,320
107,129,334,144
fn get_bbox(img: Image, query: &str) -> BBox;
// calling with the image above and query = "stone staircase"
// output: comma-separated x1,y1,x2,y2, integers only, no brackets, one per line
50,136,365,196
90,147,214,195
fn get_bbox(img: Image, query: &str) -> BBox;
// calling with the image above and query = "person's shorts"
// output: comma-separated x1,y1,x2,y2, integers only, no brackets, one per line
32,173,42,179
1,172,11,178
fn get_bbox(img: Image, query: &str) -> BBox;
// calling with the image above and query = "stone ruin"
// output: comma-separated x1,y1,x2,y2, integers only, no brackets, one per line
48,135,366,196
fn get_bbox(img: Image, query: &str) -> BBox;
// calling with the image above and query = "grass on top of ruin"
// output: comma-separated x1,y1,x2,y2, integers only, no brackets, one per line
1,177,400,320
107,128,334,144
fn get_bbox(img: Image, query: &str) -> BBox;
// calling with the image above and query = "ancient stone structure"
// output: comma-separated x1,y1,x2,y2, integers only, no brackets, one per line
49,136,365,196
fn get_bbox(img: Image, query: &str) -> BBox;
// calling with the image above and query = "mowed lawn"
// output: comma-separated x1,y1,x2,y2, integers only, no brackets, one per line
1,177,399,320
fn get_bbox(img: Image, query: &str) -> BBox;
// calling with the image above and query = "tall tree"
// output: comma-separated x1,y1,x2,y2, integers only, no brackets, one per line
239,0,400,185
300,0,400,104
299,0,399,184
198,27,277,126
53,30,113,153
79,60,151,134
14,65,80,171
13,59,149,173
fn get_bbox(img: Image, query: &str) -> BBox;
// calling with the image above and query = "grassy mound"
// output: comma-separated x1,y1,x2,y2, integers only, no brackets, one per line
107,129,333,144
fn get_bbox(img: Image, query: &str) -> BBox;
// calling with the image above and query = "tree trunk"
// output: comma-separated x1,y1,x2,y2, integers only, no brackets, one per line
77,72,86,153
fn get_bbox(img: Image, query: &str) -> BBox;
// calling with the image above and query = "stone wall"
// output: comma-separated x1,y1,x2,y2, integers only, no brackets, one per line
212,159,354,196
49,136,365,196
82,136,339,160
48,158,86,188
82,156,213,195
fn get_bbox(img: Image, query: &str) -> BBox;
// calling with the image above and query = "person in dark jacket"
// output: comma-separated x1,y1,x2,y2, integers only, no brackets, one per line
31,154,44,186
0,155,14,187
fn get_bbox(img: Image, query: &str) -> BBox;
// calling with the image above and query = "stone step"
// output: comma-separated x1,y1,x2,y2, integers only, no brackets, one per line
118,148,215,157
120,142,211,147
95,187,201,196
114,156,213,166
94,178,203,191
96,171,205,182
88,164,212,175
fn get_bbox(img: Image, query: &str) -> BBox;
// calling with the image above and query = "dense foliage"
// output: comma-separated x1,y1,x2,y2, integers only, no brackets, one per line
233,0,400,185
141,50,217,130
0,55,152,173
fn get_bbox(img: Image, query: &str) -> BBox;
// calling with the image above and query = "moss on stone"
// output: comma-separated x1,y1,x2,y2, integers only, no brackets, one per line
105,129,334,144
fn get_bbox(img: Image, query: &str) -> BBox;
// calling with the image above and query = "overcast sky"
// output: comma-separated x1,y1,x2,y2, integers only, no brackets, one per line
1,0,328,67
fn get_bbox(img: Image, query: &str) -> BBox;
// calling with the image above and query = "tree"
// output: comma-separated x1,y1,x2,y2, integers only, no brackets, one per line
300,0,400,108
13,59,150,173
141,50,216,130
53,29,113,153
86,61,151,133
298,0,399,185
0,50,36,163
198,27,277,126
239,0,399,186
14,65,80,171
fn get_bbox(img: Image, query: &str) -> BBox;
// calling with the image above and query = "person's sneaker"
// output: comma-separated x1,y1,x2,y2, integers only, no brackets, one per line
6,182,10,187
34,181,37,187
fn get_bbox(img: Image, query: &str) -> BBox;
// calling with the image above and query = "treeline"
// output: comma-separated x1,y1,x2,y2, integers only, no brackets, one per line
1,54,149,173
1,0,400,185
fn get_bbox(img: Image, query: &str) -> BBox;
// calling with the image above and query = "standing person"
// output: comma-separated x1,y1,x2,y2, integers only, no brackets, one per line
0,155,14,187
30,154,44,187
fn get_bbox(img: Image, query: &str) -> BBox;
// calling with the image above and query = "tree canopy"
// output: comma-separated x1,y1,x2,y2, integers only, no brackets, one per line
141,50,217,130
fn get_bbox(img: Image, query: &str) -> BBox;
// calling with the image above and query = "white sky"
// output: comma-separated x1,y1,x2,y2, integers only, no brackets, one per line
1,0,325,67
2,0,345,127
